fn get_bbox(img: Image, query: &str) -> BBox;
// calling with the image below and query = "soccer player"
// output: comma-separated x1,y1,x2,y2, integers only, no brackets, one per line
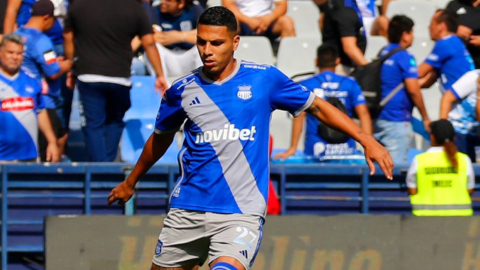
108,7,393,270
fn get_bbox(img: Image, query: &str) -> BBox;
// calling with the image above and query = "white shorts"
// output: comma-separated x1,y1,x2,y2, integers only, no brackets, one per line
152,208,264,270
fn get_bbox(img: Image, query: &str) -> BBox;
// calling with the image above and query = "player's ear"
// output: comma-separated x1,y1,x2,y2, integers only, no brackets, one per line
232,34,240,51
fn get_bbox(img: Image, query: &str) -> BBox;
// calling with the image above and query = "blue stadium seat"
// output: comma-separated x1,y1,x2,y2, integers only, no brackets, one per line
124,76,162,121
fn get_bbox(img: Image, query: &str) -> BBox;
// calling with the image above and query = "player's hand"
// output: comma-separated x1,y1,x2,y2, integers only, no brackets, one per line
108,180,135,206
45,142,60,163
363,137,394,180
155,76,169,96
245,17,262,33
273,147,296,161
423,118,431,134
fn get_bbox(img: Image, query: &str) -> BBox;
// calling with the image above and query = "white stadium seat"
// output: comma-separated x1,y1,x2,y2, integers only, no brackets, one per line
276,37,321,78
235,36,275,65
286,1,322,39
207,0,222,7
365,36,388,62
408,35,434,64
386,0,437,38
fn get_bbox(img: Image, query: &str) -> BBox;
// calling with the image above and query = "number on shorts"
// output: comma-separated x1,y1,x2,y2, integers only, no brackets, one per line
234,226,257,250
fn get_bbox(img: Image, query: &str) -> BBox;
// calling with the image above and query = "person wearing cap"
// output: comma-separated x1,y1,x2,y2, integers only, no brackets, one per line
439,69,480,161
14,0,73,162
406,119,475,216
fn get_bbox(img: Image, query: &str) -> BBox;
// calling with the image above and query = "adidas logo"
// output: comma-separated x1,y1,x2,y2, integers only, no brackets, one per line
189,97,201,106
239,250,248,259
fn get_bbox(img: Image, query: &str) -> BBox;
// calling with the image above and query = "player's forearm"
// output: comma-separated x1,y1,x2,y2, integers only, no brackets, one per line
439,92,456,119
357,110,373,135
38,110,57,144
4,0,21,34
222,0,250,23
405,79,429,119
126,132,175,188
341,37,368,66
63,30,75,60
289,113,305,150
142,34,165,78
268,1,287,21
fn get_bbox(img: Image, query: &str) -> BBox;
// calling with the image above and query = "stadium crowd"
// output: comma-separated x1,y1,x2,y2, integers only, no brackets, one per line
0,0,479,167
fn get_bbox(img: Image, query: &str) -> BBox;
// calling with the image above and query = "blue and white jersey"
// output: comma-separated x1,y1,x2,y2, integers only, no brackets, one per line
155,61,315,216
378,43,418,122
356,0,376,18
152,5,204,50
0,70,43,161
15,27,61,109
424,35,475,92
449,69,480,135
300,71,365,156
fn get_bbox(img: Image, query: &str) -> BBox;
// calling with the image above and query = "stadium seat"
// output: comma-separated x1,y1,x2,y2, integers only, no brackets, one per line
408,35,434,63
276,37,321,78
286,0,321,39
124,76,162,121
364,36,388,62
270,111,296,150
386,0,437,38
235,36,275,65
207,0,222,7
121,118,180,163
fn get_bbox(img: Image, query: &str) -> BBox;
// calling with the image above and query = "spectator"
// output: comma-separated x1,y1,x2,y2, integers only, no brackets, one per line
0,33,59,162
14,0,72,162
150,0,204,79
418,9,475,91
322,0,368,75
446,0,480,69
314,0,389,37
63,0,168,162
274,43,372,160
439,69,480,161
374,15,430,163
406,119,474,216
222,0,295,39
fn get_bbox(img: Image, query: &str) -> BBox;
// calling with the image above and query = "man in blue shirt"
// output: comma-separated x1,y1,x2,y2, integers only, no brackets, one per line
0,33,59,162
149,0,204,80
418,9,476,158
108,7,393,270
14,0,72,161
375,15,430,163
274,43,372,160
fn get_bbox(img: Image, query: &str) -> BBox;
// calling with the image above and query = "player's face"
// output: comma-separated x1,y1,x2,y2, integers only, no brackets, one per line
0,41,24,75
197,24,239,80
403,30,414,48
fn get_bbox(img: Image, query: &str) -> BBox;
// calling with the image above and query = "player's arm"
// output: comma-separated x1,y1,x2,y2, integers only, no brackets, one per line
306,96,393,179
354,104,372,135
3,0,21,34
37,110,60,162
108,132,175,206
274,111,305,160
418,62,435,81
222,0,260,30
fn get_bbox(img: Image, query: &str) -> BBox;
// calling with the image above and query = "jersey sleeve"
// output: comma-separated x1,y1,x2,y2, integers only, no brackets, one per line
450,70,479,100
398,52,419,79
268,67,315,117
34,36,61,78
154,87,186,133
424,40,449,69
349,79,366,108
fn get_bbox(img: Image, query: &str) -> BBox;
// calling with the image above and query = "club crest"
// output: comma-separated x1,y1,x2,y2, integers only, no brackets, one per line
237,85,252,100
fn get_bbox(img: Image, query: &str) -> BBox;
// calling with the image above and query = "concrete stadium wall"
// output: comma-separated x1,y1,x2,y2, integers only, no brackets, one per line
46,215,480,270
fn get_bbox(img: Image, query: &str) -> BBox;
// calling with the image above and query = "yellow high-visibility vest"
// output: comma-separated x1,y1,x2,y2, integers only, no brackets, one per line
411,151,472,216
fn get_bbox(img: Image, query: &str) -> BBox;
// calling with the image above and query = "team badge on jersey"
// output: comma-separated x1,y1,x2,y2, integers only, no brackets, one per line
43,50,57,65
237,85,252,100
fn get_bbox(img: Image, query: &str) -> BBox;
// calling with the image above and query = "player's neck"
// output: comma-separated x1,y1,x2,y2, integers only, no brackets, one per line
0,68,19,79
205,58,237,82
319,67,335,73
24,19,44,32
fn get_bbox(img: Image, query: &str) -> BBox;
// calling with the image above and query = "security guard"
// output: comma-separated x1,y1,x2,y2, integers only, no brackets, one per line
406,119,475,216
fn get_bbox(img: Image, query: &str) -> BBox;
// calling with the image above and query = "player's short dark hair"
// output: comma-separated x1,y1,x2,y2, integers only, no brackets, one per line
197,6,237,32
388,15,414,43
435,9,459,33
0,33,24,48
316,44,338,68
